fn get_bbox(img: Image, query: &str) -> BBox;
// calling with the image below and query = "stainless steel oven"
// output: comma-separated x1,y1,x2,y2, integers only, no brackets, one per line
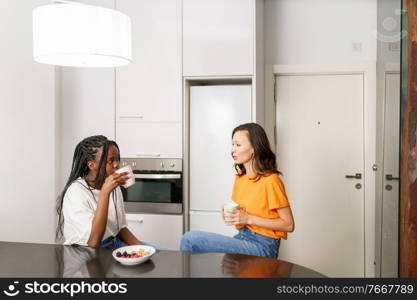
120,158,182,214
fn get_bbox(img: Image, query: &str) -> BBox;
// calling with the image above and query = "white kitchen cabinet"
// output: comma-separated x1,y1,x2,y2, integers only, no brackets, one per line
189,211,237,237
115,0,182,123
183,0,254,76
115,0,182,158
116,122,182,158
126,213,183,250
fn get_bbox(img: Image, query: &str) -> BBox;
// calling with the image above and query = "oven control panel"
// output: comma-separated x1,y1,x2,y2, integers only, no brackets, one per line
120,158,182,172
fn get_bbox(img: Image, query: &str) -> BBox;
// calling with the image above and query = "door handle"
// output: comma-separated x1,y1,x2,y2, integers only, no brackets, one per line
134,174,181,179
345,173,362,179
385,174,399,181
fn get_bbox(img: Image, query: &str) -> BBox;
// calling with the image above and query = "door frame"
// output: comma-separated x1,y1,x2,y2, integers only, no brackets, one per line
375,62,400,277
267,62,376,277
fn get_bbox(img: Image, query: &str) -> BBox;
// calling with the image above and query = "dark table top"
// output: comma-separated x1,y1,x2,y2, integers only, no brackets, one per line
0,241,325,278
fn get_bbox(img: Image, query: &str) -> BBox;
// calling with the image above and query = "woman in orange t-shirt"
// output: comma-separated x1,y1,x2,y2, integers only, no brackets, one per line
180,123,294,258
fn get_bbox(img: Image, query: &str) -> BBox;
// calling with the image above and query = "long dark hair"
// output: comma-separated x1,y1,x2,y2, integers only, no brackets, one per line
56,135,120,241
232,123,281,181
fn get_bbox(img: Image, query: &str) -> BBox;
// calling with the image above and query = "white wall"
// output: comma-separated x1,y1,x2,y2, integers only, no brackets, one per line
265,0,377,65
0,0,56,244
57,68,115,190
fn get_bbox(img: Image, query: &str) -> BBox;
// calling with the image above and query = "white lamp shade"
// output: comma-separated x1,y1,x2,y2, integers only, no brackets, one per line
32,3,132,67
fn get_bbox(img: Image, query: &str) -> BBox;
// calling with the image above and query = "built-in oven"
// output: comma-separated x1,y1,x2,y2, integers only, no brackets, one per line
120,158,182,214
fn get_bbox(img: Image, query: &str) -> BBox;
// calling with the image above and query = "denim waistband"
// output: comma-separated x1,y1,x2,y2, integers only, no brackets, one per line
239,227,279,243
102,236,115,243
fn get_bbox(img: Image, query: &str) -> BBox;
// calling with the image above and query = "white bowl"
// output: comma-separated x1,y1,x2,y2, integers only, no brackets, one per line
112,245,156,266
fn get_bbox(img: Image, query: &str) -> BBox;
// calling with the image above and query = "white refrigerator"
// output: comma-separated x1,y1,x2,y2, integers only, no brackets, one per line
189,85,252,236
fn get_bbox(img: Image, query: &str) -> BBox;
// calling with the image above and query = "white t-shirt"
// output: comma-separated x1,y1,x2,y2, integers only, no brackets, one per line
62,178,127,246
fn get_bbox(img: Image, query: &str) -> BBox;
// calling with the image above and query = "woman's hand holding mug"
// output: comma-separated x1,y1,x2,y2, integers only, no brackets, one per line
228,209,250,225
102,172,129,194
223,203,244,225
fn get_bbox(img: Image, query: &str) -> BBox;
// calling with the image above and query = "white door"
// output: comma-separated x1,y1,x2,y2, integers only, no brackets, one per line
381,72,400,277
275,74,365,277
189,85,252,212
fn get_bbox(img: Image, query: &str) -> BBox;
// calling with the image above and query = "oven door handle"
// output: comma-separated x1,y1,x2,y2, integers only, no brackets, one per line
134,174,181,179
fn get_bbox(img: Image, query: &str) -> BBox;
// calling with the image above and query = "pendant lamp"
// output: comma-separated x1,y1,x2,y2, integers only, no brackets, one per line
32,1,131,67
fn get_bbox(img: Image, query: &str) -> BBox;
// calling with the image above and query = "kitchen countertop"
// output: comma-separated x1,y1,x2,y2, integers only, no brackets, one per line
0,241,325,278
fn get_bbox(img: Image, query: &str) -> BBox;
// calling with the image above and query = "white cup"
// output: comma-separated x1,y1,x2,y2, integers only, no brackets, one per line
115,165,135,188
223,202,240,222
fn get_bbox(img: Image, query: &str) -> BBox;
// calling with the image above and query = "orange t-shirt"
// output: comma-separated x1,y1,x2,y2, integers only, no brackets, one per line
231,173,290,239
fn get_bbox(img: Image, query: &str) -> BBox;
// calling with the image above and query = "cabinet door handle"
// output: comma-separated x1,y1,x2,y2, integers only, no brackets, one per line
129,219,143,224
119,115,144,119
136,154,161,157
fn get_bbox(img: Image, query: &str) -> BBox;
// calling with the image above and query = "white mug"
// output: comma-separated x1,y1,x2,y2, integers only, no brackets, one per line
115,165,135,188
223,202,240,222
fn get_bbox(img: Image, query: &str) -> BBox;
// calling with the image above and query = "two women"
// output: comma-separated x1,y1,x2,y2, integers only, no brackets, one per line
181,123,294,258
58,123,294,258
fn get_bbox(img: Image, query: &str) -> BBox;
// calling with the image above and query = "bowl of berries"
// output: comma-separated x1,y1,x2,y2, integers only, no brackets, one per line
112,245,156,266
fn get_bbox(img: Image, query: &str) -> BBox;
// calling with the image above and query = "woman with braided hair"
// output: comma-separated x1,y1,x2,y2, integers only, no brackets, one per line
56,135,143,248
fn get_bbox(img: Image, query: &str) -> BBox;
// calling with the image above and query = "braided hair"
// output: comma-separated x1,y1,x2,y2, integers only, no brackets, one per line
56,135,120,242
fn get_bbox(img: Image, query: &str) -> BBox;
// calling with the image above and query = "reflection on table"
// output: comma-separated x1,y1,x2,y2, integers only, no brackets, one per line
221,254,294,277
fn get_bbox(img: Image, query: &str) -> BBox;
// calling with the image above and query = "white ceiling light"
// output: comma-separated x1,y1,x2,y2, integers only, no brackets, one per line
32,1,132,67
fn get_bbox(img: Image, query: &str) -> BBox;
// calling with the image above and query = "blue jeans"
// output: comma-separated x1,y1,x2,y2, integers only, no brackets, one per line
101,236,128,249
180,227,280,259
101,236,173,251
